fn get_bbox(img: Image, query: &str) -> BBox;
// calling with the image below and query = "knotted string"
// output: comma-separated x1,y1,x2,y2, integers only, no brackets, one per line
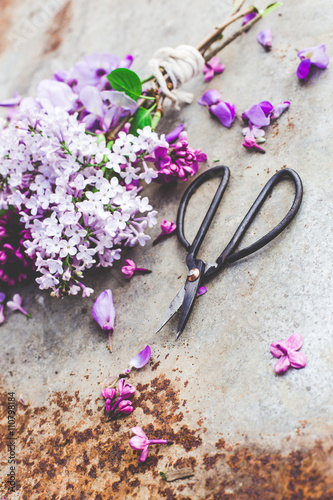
148,45,205,108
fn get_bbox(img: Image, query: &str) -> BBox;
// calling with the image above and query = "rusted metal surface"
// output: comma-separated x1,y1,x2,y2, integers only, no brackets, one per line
1,0,333,498
1,379,333,499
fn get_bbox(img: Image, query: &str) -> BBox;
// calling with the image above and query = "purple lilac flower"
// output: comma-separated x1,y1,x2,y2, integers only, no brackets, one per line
118,378,136,398
101,387,116,412
242,11,257,25
152,220,177,245
147,131,206,184
129,426,173,462
112,400,134,416
92,289,116,351
198,89,236,128
128,345,151,370
242,137,265,153
257,29,273,50
6,294,29,316
296,44,329,80
0,209,35,287
270,333,307,374
203,56,225,82
121,259,151,278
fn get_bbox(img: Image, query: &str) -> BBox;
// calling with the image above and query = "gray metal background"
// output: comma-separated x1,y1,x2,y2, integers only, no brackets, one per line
0,0,332,498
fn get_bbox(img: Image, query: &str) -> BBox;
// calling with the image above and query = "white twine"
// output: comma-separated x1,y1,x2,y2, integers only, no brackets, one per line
148,45,205,108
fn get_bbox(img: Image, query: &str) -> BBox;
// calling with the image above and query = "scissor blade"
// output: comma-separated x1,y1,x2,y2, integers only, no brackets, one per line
176,261,204,340
154,286,185,334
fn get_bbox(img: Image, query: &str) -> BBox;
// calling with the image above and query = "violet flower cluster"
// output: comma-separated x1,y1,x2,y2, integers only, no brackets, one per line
101,378,136,419
242,100,290,152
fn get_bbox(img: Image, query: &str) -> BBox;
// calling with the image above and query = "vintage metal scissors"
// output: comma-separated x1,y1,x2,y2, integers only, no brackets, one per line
155,165,303,339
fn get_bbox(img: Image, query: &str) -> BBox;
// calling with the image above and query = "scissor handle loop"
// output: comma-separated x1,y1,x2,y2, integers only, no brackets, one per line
209,168,303,276
176,166,230,268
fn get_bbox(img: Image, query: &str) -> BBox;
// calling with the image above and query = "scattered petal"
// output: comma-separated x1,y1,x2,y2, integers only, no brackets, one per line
197,286,207,297
274,355,290,374
165,124,185,143
92,289,116,331
289,351,307,369
18,394,28,405
210,101,236,128
286,332,303,351
129,345,151,369
198,89,221,107
257,29,273,50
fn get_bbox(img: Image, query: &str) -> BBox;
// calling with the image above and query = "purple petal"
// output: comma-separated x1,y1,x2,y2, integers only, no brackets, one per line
257,29,272,49
286,332,303,351
274,355,290,374
271,101,290,120
258,101,274,116
92,289,116,331
37,80,77,111
296,59,311,80
270,341,287,358
80,85,104,116
244,104,271,127
203,68,215,82
311,43,329,69
198,89,221,106
197,286,207,297
129,345,151,369
0,292,5,303
209,56,225,73
289,351,307,369
165,124,185,143
210,101,236,128
0,94,22,107
242,11,257,25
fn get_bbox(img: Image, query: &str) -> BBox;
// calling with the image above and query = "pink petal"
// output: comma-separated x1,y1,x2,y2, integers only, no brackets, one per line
270,341,287,358
286,332,303,351
139,446,149,462
131,426,147,439
274,355,290,374
289,351,307,369
129,436,147,451
129,345,151,369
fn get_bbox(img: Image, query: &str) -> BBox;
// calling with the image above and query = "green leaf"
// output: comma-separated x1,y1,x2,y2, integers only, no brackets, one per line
107,68,142,101
260,1,282,17
129,107,153,135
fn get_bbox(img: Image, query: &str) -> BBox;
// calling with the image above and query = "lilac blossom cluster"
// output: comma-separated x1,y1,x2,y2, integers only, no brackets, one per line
0,99,168,297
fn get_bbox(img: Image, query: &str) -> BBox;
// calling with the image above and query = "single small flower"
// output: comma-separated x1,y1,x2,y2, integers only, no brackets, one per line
242,11,257,26
0,305,5,325
296,43,329,80
165,124,185,144
118,378,136,398
92,289,116,351
128,345,151,370
129,426,173,462
270,332,307,374
121,259,151,278
101,387,116,400
6,294,30,317
257,29,273,50
113,399,134,416
242,137,265,153
197,286,207,297
153,220,177,245
203,56,225,82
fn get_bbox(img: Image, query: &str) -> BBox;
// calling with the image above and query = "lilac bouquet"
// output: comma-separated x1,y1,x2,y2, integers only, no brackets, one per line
0,54,206,297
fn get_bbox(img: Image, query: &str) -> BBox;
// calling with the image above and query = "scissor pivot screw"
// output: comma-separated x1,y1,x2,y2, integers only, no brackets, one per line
187,268,200,282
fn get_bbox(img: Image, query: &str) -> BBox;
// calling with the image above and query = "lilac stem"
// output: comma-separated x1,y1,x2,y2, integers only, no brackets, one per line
110,396,122,413
148,439,172,445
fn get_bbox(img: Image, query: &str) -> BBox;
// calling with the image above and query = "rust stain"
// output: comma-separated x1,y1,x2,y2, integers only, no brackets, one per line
45,0,72,54
0,0,13,53
1,382,333,499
